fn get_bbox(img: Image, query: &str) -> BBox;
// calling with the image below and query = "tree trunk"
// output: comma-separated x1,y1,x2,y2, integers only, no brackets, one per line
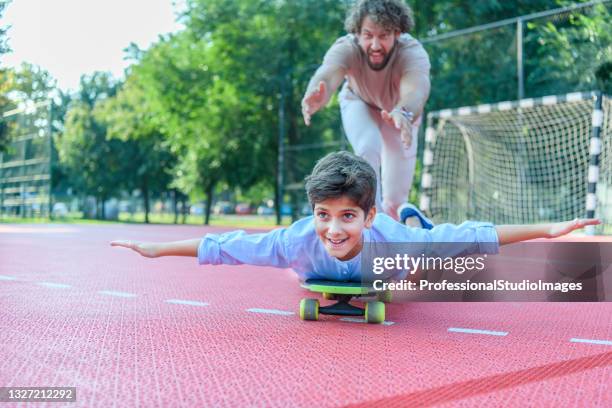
142,178,150,224
204,181,215,225
100,196,106,220
173,190,178,224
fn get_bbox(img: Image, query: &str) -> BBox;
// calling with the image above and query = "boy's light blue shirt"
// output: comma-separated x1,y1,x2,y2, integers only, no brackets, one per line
198,213,499,281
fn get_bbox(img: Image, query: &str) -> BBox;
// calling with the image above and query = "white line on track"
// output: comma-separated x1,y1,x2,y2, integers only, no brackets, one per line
340,318,395,326
97,290,137,298
0,275,17,280
247,308,294,316
166,299,209,307
37,282,72,289
570,338,612,346
448,327,508,336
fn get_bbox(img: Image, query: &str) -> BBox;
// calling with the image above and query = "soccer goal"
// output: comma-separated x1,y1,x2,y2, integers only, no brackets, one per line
420,91,610,234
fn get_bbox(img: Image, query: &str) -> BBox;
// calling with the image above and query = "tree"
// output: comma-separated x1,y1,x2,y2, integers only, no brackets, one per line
0,0,14,152
56,72,126,219
148,0,347,223
95,73,176,224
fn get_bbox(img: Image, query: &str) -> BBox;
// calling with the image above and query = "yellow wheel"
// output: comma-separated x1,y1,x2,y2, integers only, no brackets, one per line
299,298,319,321
365,301,385,324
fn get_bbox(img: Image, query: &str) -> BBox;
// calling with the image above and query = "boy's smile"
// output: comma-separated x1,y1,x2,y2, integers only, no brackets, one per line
313,196,376,261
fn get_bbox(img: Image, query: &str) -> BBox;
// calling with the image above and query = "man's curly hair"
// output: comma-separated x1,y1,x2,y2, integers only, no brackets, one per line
345,0,414,34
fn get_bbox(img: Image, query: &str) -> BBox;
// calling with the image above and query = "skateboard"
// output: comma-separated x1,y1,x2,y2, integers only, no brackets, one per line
299,279,392,324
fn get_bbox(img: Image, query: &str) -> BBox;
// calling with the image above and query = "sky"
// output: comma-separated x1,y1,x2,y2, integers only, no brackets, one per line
0,0,186,92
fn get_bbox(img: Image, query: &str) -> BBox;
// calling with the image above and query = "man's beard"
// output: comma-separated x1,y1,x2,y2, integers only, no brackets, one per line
366,41,396,71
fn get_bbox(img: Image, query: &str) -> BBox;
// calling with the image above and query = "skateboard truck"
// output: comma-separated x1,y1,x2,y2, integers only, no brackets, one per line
299,279,391,324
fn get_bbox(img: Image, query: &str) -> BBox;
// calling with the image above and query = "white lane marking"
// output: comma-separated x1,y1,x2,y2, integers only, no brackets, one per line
37,282,72,289
0,275,17,280
340,318,395,326
448,327,508,336
97,290,137,298
570,338,612,346
166,299,209,307
247,308,294,316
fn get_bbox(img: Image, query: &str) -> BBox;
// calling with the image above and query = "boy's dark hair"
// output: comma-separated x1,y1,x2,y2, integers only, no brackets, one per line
305,151,377,214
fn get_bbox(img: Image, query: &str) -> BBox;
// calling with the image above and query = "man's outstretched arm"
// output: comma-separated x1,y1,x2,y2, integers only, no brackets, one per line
301,64,346,125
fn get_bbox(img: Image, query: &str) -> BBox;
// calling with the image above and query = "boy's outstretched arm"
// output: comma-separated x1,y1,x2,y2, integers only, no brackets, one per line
496,218,601,246
110,239,200,258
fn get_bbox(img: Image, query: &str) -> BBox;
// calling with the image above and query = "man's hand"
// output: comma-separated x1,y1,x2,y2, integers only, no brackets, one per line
546,218,601,238
301,81,328,126
381,108,414,148
110,240,160,258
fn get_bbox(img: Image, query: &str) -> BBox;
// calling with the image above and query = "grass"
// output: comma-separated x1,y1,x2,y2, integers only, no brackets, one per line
0,212,294,229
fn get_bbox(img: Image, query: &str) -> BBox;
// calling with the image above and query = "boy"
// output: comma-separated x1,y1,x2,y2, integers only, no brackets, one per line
111,151,599,282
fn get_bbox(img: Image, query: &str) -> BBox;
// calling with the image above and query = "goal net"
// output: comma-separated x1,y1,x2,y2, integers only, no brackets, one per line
420,91,610,234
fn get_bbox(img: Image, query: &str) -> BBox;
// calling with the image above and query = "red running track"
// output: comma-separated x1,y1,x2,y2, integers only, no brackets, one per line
0,223,611,407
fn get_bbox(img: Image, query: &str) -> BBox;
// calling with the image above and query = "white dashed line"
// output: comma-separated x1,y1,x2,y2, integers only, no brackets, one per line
0,275,17,281
339,318,395,326
247,308,294,316
166,299,209,307
448,327,508,336
37,282,72,289
97,290,137,298
570,338,612,346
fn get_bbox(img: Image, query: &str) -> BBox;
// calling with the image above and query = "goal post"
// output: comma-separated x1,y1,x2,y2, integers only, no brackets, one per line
420,91,610,234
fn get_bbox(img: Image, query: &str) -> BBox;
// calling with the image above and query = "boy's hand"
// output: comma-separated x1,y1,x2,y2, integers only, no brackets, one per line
547,218,601,238
301,81,328,126
110,240,159,258
381,109,413,148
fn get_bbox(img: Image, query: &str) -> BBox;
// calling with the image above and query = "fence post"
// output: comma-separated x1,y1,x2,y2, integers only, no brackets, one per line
516,18,524,100
586,91,603,235
276,77,286,225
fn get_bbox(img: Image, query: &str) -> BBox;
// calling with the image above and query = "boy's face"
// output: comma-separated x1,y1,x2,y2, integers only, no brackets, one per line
313,196,376,261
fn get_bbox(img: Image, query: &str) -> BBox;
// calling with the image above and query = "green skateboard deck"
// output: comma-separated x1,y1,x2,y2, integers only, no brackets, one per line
300,279,374,296
299,279,388,324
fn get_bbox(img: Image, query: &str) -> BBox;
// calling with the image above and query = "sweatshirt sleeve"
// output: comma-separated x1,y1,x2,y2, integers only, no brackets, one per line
376,215,499,256
197,228,291,268
423,221,500,256
321,36,353,71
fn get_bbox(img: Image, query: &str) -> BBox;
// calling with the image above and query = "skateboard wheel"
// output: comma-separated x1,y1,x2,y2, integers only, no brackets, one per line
300,298,319,321
377,290,393,303
365,301,385,324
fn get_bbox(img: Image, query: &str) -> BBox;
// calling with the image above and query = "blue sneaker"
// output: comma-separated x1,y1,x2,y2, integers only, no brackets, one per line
397,203,434,229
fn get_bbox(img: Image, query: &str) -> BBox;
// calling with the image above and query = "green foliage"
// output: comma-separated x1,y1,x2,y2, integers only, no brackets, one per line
7,0,608,222
95,74,176,222
414,1,611,110
0,69,15,152
0,1,12,152
56,73,128,217
596,60,612,94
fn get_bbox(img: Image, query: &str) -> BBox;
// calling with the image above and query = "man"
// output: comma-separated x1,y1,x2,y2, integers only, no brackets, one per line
301,0,430,225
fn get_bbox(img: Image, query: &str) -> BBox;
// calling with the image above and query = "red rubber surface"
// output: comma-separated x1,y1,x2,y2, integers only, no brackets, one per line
1,223,611,407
